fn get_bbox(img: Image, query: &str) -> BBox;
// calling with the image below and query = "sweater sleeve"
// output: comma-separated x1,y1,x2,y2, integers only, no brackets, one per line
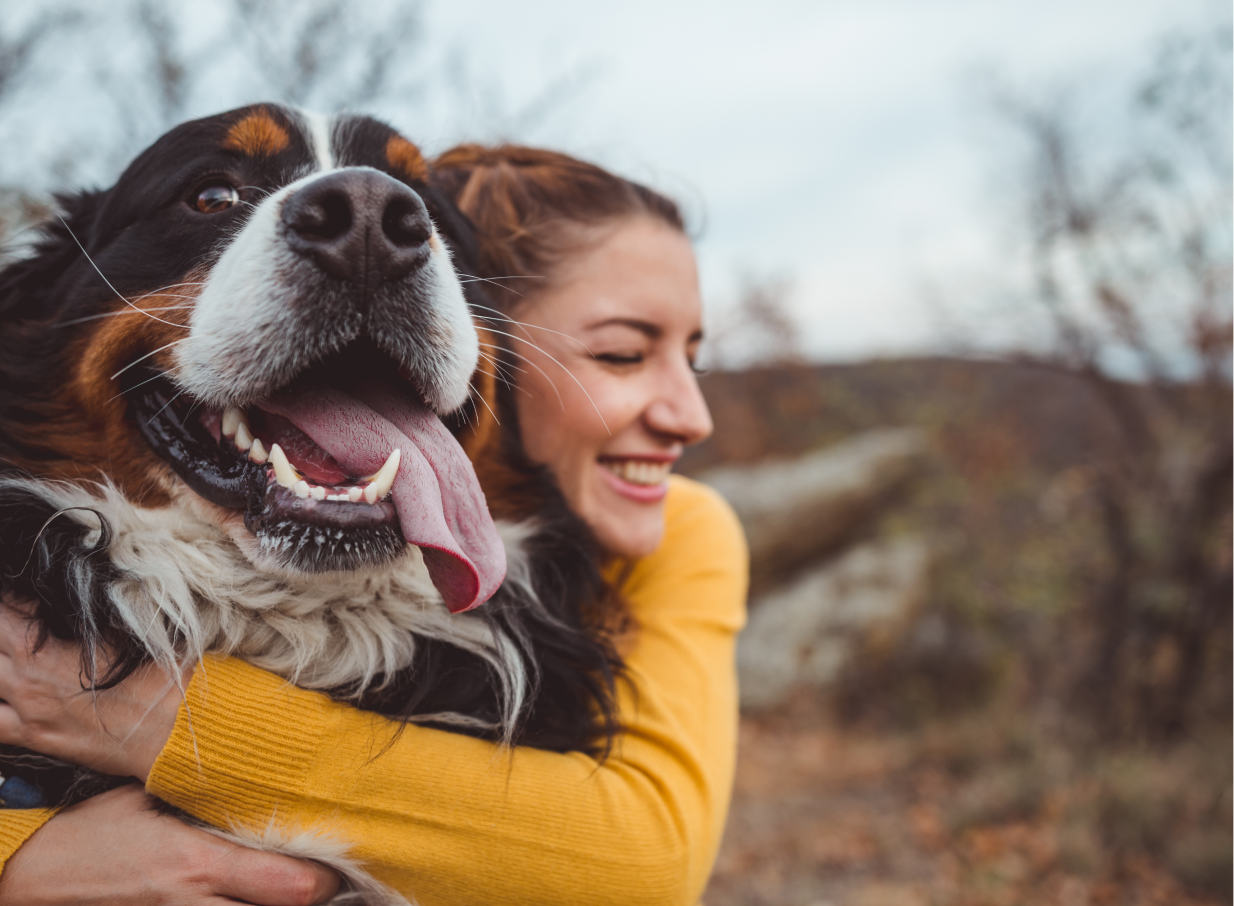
0,809,57,874
146,476,747,906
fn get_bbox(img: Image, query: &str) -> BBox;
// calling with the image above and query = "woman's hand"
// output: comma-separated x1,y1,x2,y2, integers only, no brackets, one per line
0,784,341,905
0,603,184,780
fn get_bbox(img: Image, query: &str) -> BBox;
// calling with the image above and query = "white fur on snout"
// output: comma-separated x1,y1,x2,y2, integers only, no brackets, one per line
402,231,480,413
172,158,479,414
174,172,327,407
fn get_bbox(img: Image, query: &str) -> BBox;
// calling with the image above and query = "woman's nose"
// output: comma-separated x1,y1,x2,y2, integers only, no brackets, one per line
644,362,714,445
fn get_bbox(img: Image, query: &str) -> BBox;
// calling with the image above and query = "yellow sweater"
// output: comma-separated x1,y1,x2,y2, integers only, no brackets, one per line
0,476,747,904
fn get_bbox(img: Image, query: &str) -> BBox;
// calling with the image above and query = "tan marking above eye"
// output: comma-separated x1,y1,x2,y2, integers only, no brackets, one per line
195,183,239,214
385,134,428,181
223,110,291,157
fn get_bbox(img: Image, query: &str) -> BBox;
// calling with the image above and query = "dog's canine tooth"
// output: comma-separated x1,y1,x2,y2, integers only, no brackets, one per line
234,421,255,452
249,438,269,464
367,449,401,501
294,480,310,499
221,405,243,438
269,444,298,488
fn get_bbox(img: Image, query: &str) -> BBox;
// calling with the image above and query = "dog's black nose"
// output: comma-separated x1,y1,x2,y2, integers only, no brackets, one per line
282,169,432,285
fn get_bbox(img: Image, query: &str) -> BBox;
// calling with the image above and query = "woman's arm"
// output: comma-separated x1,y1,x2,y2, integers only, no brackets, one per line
151,477,745,905
0,477,747,905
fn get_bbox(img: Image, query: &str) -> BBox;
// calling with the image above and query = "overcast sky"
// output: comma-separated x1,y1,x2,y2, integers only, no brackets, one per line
406,0,1223,361
3,0,1224,361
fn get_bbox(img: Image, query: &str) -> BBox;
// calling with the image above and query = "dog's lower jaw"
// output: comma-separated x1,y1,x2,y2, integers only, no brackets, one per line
179,485,408,582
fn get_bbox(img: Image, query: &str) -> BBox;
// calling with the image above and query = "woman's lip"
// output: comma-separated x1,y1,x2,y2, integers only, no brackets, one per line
597,453,680,464
598,461,670,503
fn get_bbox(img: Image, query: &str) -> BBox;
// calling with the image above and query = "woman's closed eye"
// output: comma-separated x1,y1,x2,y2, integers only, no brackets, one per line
594,351,645,366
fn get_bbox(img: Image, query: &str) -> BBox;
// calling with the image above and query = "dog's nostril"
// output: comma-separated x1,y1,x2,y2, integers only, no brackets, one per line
383,198,431,248
284,169,432,283
288,191,352,241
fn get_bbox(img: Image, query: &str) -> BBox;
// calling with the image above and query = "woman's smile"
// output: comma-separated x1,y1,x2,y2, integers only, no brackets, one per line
598,455,677,502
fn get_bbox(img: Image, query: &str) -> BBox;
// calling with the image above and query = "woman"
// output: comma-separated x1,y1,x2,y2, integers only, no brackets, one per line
0,146,747,905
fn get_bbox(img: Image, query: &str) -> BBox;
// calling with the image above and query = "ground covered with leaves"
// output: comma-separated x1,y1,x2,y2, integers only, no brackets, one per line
705,701,1230,906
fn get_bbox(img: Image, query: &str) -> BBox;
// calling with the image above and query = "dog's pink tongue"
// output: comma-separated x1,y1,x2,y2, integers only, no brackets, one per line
263,387,505,613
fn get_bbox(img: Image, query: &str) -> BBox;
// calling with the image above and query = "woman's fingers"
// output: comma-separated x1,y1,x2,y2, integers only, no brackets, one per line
0,702,29,747
212,846,343,906
0,784,344,906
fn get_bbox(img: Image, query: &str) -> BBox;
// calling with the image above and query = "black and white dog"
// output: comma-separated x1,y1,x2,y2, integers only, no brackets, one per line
0,105,621,904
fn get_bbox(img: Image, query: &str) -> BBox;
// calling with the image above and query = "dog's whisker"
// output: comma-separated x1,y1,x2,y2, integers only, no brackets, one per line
145,389,186,426
468,379,501,426
475,350,522,393
110,338,186,381
105,369,168,404
57,302,198,328
475,328,611,434
476,343,530,374
128,281,208,303
57,217,192,330
471,305,595,355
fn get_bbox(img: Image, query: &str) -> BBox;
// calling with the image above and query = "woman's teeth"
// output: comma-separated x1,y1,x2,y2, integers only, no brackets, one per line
221,405,398,504
603,459,672,486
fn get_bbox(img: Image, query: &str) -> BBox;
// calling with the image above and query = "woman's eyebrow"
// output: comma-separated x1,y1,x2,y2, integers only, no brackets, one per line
584,317,662,339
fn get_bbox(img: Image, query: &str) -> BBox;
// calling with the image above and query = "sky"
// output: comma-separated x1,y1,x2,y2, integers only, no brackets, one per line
2,0,1224,362
408,0,1222,362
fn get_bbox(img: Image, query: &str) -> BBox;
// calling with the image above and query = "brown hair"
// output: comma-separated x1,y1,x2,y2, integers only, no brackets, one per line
431,144,684,310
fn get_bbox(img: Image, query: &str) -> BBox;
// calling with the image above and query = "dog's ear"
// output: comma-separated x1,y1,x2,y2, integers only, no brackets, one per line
0,189,104,323
419,181,482,279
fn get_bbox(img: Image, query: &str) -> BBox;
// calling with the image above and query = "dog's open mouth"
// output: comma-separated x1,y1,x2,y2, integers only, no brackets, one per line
126,342,503,612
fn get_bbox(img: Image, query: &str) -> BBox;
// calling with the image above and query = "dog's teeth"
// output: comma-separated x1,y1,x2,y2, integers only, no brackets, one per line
309,485,326,500
234,421,254,452
366,449,400,501
327,493,343,502
294,480,310,498
348,486,364,503
270,444,298,488
222,406,242,438
363,483,379,504
249,438,268,464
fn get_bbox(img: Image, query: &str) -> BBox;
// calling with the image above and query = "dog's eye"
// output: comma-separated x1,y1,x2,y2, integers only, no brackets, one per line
194,182,240,214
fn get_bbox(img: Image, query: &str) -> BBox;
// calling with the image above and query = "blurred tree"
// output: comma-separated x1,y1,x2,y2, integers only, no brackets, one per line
0,0,423,191
988,20,1232,738
0,0,594,249
703,273,805,370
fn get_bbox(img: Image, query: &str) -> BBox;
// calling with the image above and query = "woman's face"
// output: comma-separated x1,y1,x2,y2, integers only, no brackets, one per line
506,216,713,558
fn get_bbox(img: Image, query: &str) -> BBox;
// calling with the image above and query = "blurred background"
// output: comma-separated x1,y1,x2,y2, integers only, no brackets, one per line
1,1,1230,902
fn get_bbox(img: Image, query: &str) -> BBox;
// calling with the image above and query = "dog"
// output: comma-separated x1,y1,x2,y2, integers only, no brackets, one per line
0,104,622,903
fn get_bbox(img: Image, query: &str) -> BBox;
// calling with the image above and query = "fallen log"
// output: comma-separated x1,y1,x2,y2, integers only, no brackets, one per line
699,428,927,595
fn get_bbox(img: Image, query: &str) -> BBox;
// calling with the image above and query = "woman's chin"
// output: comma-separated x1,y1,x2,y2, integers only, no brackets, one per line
588,488,667,559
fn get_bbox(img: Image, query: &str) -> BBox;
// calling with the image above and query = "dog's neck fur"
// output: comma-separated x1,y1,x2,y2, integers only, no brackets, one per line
12,478,531,732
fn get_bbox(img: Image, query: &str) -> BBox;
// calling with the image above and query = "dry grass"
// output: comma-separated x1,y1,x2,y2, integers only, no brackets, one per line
705,702,1231,906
